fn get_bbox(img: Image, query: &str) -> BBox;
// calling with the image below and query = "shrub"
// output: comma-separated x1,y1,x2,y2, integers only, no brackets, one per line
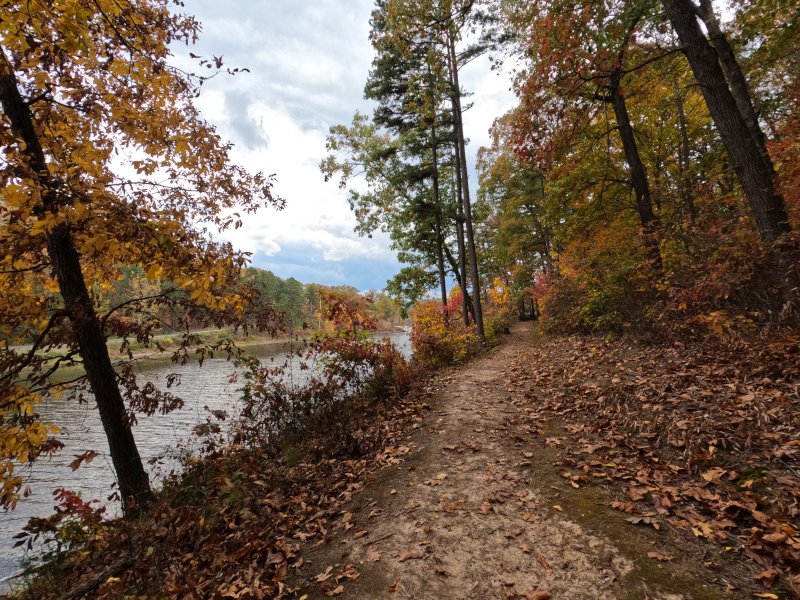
484,309,513,345
410,291,479,369
233,293,411,459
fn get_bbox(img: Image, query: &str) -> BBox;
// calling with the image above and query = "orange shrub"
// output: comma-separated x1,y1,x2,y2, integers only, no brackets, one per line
411,291,478,368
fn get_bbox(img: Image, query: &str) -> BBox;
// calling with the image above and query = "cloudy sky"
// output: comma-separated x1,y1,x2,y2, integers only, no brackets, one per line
181,0,516,291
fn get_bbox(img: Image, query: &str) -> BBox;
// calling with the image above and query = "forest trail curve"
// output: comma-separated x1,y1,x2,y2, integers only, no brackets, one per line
291,322,730,600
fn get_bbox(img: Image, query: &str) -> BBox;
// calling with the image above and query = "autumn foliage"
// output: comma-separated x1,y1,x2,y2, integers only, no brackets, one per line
411,290,478,368
236,292,412,459
411,285,514,369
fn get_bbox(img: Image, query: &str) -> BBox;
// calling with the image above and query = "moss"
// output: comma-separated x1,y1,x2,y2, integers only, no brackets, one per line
520,422,737,600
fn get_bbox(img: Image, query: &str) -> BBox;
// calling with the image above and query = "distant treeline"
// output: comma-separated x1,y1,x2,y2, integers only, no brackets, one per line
241,267,406,330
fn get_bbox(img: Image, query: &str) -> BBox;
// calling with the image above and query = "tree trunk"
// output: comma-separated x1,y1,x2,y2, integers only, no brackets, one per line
608,71,663,273
448,34,485,339
697,0,772,171
434,211,449,314
452,149,471,325
444,244,475,319
0,49,152,512
662,0,791,243
430,123,449,318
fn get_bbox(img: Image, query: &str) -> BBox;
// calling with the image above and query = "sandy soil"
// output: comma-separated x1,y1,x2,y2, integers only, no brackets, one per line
290,322,737,600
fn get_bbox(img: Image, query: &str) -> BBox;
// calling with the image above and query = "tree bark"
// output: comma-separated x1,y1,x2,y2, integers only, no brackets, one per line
434,210,449,313
608,71,663,273
447,34,485,339
0,49,152,512
662,0,791,243
444,244,475,319
697,0,772,171
430,123,449,318
452,149,471,325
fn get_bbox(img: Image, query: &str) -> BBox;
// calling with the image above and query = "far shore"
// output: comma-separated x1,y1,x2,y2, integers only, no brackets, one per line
23,326,409,385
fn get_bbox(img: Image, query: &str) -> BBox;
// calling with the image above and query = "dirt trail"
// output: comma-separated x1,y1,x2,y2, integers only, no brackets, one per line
292,323,730,599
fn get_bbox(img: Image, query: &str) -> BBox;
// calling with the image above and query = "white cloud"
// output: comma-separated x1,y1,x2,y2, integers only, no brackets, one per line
177,0,516,288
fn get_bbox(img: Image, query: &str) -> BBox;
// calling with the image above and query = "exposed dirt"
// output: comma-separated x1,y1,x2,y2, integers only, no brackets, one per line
291,323,739,599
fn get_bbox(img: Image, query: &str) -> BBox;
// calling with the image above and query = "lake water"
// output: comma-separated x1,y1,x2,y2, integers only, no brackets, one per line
0,332,410,584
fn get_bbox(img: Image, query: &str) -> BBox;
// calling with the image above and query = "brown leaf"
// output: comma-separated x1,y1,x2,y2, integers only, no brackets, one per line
424,473,448,486
69,450,99,472
611,500,636,513
397,549,423,562
434,557,448,577
761,532,787,544
535,553,551,572
388,581,399,592
365,548,381,563
325,585,344,597
520,590,551,600
625,487,648,501
647,551,673,562
700,467,726,484
755,568,779,586
626,516,661,530
315,566,334,583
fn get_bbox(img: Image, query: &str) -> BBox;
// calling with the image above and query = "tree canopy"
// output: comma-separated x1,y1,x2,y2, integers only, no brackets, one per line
0,0,279,509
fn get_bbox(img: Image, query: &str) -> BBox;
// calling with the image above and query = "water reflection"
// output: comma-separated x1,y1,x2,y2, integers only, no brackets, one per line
0,332,410,583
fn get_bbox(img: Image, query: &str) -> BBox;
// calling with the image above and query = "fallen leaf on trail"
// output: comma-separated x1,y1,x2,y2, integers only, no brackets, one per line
754,568,779,585
424,473,448,486
691,521,714,538
647,551,673,562
315,566,333,582
752,594,779,599
388,581,399,592
353,530,368,539
522,512,539,522
701,468,727,484
397,549,423,562
365,548,381,562
433,557,448,577
551,505,563,512
480,501,492,515
611,500,636,513
626,487,649,501
325,585,344,596
520,591,551,600
519,543,533,554
535,553,551,572
626,516,661,530
337,564,360,582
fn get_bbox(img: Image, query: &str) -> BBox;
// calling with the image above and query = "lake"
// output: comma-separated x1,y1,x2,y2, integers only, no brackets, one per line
0,331,410,585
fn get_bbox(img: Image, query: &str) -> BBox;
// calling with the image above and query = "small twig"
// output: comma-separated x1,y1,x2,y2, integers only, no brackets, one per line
392,506,419,518
365,533,394,546
61,557,133,599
